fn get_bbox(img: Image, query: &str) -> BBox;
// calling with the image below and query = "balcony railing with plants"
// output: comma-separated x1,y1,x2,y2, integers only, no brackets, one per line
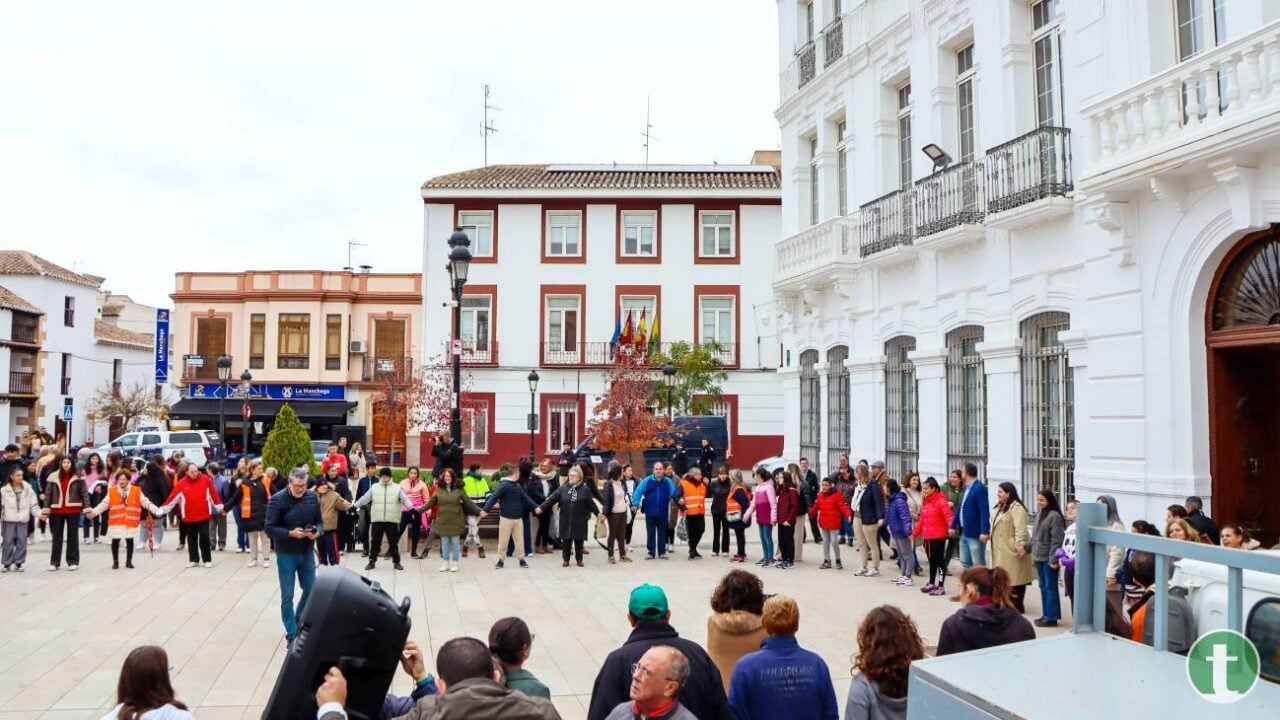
541,341,736,368
984,126,1073,214
915,160,986,236
858,188,916,257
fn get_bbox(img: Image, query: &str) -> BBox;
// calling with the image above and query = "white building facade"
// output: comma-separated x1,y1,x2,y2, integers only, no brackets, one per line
774,0,1280,544
421,163,785,468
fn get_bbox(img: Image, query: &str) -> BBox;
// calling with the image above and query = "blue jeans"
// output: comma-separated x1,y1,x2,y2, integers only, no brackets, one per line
758,523,775,561
839,517,853,542
441,535,460,562
958,535,987,568
1036,560,1061,621
645,516,668,557
276,551,316,639
233,513,248,551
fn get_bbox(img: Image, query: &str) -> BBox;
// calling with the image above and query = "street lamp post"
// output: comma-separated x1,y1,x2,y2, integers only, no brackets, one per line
240,369,253,461
447,228,473,441
662,363,677,419
527,369,540,458
216,354,232,459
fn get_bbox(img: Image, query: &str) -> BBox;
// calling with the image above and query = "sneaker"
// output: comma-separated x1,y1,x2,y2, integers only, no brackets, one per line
866,569,880,577
754,558,766,566
1034,619,1059,627
658,554,669,560
898,577,913,587
188,562,198,568
853,567,868,576
15,564,23,572
621,556,633,563
495,560,505,569
393,563,404,570
202,562,213,568
248,560,257,568
892,575,907,585
818,560,832,569
437,563,450,573
449,561,459,572
835,560,843,570
68,564,78,571
777,562,790,570
364,562,376,570
921,583,936,593
1,566,9,573
519,560,528,569
263,559,270,569
644,555,655,560
930,586,947,596
48,565,58,571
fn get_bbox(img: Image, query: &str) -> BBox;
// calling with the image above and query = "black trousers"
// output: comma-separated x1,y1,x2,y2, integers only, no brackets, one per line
731,523,747,557
111,538,134,566
182,521,212,563
685,515,705,556
1011,584,1028,614
535,513,553,548
808,513,821,543
607,513,628,558
49,513,80,567
778,524,795,563
562,538,584,563
369,521,400,564
398,510,422,554
711,512,728,554
925,538,948,586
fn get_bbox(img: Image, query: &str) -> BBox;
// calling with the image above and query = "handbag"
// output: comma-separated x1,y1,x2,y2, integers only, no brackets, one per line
676,515,688,542
594,512,608,540
726,509,742,523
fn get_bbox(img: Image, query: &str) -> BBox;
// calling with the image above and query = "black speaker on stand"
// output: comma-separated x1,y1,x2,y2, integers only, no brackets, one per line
263,566,411,720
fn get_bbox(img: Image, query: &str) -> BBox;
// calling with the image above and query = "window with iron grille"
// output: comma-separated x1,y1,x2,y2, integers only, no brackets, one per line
946,326,986,477
799,350,822,475
826,346,849,473
1020,312,1074,503
885,336,918,482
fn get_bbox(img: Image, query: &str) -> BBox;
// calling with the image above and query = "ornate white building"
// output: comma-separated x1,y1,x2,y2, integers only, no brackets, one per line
773,0,1280,543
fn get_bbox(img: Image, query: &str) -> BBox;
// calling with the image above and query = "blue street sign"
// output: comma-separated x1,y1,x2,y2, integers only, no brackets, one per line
155,309,170,384
62,399,73,422
187,382,346,401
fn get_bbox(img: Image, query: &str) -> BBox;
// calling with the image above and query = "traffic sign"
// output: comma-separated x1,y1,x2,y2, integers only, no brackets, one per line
62,399,73,422
241,403,252,421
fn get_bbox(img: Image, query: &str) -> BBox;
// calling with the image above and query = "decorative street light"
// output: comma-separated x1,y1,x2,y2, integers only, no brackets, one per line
527,369,540,457
447,227,473,441
240,369,253,462
662,362,677,419
216,354,232,460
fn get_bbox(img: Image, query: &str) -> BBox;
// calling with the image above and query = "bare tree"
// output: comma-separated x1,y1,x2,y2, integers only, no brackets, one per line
370,353,465,464
87,380,170,436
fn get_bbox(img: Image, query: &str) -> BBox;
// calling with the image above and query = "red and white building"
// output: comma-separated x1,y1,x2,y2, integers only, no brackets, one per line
420,160,785,468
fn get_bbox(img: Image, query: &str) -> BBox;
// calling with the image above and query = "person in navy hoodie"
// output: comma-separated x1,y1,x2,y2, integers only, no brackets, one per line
632,462,680,560
948,462,990,569
727,594,838,720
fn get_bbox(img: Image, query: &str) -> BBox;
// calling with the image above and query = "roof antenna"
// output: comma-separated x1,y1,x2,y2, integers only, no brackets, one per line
481,84,501,167
641,95,660,165
347,238,367,271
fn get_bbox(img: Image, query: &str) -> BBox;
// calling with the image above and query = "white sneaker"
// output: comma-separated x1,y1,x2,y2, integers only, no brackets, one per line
263,559,270,568
449,561,459,572
437,562,449,573
67,564,78,571
248,560,257,568
188,562,199,568
47,565,58,572
202,562,213,568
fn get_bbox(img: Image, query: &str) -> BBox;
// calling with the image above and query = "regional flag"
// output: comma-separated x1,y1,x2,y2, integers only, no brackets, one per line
647,314,660,356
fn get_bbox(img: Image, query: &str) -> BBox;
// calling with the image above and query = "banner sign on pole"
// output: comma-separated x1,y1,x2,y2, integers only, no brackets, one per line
154,309,170,383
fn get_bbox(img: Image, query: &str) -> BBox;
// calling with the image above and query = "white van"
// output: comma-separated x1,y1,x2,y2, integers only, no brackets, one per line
1172,552,1280,683
94,429,224,467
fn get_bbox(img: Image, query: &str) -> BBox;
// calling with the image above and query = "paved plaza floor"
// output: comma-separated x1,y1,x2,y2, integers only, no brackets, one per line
0,531,1070,719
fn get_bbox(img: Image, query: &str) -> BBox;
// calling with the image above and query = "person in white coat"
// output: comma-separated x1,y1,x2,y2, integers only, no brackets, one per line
1,466,42,571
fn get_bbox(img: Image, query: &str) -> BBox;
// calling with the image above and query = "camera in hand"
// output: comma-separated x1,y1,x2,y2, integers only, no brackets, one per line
304,525,317,534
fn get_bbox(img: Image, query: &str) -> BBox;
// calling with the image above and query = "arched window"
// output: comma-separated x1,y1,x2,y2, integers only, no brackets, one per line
1020,312,1074,502
799,350,822,474
946,325,986,477
827,346,850,472
1212,231,1280,329
885,336,918,482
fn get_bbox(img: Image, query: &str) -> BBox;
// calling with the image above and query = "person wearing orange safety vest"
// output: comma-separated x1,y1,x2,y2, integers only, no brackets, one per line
223,460,273,568
84,469,167,569
725,471,754,563
677,468,709,560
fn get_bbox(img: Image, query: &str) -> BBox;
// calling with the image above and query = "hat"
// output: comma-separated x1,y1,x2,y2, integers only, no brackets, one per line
628,583,669,620
871,460,886,469
378,467,393,478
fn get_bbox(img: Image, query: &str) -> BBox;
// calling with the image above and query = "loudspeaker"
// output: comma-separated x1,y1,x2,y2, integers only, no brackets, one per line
263,566,411,720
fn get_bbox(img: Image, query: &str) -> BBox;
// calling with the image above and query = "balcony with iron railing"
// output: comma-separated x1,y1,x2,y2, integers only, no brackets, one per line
984,126,1074,217
10,323,38,345
822,18,842,68
459,339,497,366
858,187,916,257
7,371,34,395
541,341,736,368
914,160,985,237
797,41,817,88
778,0,908,104
1080,19,1280,184
360,356,415,383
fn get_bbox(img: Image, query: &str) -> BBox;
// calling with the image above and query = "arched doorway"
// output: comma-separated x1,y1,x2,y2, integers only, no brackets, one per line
1206,226,1280,546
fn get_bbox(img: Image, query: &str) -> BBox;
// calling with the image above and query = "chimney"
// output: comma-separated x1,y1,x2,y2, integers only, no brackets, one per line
751,149,782,167
359,264,373,274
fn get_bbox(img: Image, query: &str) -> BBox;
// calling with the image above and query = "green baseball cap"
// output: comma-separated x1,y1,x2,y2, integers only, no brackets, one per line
629,583,669,620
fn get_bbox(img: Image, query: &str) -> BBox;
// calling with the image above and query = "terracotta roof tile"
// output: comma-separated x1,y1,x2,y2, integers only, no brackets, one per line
0,285,42,315
422,163,781,191
94,320,153,349
0,251,100,288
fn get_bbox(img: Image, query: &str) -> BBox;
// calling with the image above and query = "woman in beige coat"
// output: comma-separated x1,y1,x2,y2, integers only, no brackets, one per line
989,481,1034,614
706,569,768,692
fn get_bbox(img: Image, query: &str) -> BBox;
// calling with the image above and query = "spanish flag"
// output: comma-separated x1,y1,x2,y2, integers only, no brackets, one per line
619,310,634,346
634,308,648,350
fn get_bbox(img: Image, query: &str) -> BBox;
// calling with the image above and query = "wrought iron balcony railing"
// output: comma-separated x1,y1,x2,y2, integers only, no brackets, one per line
823,19,843,67
8,371,34,395
797,42,816,88
914,160,985,236
541,341,737,368
984,126,1073,215
10,324,37,344
858,188,915,257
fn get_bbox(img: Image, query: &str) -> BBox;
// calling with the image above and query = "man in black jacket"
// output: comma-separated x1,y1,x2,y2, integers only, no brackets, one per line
431,433,464,479
587,583,731,720
799,457,820,543
1183,496,1221,546
0,444,26,488
265,468,323,643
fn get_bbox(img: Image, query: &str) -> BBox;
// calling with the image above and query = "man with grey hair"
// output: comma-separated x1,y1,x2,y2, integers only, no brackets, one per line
605,645,696,720
265,467,323,644
1183,495,1220,545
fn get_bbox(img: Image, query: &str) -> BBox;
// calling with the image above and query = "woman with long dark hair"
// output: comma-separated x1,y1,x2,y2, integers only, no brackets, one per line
990,482,1034,613
1031,489,1065,627
489,616,550,698
398,466,428,558
101,645,192,719
137,455,171,551
846,605,925,720
420,467,480,572
936,566,1035,656
774,470,799,569
45,454,86,570
913,477,953,596
600,464,632,563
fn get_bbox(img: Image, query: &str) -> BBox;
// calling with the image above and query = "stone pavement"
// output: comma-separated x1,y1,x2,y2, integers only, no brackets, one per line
0,531,1070,719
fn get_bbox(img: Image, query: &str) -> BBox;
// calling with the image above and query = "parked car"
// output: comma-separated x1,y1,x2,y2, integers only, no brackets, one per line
312,440,329,463
572,415,729,473
94,429,225,467
751,454,794,479
1173,552,1280,683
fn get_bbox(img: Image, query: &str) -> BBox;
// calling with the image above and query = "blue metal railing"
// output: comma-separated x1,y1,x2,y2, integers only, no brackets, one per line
1075,502,1280,652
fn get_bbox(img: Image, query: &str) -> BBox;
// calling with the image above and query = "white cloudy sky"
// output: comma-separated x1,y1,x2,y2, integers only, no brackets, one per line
0,1,780,308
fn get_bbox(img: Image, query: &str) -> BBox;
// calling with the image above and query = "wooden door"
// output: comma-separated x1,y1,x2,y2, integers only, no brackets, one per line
372,400,407,465
374,320,406,364
195,317,228,379
1210,345,1280,545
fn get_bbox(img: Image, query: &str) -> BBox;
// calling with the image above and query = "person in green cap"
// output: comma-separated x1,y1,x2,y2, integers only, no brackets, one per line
587,583,730,720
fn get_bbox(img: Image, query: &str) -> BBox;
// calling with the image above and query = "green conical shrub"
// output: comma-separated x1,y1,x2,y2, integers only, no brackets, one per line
261,403,313,475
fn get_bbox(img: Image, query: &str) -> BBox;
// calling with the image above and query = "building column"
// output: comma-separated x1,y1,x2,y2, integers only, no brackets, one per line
848,355,884,466
778,367,801,461
979,338,1022,491
1061,330,1090,500
911,348,948,480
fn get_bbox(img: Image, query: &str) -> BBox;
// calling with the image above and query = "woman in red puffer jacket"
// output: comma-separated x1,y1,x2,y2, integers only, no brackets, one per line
912,477,955,596
807,476,851,570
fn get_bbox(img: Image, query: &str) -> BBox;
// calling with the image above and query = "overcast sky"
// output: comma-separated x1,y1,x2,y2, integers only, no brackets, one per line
1,2,780,309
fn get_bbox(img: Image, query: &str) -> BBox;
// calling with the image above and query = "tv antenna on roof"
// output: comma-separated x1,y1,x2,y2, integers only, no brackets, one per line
346,239,367,271
641,95,660,165
481,84,501,167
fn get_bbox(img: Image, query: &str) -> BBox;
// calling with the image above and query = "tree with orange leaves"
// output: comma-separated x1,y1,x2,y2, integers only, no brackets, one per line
586,354,676,468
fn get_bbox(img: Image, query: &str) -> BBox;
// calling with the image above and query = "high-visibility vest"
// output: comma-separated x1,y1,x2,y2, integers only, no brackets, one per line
680,479,707,516
726,486,752,515
240,477,271,519
107,485,143,530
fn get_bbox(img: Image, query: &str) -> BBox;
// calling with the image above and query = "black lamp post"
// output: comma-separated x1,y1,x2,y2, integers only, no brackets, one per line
216,354,232,458
447,227,472,441
240,369,253,461
527,369,540,457
662,363,677,419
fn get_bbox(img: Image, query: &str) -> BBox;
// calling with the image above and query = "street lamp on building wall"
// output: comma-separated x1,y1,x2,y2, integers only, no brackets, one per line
216,354,232,459
662,363,677,419
240,369,253,461
527,369,540,458
447,227,472,441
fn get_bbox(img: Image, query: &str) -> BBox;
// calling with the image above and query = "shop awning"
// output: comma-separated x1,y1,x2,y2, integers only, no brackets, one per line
169,398,357,423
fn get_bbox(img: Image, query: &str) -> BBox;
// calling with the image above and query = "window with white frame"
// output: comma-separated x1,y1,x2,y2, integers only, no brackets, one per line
699,296,734,347
621,211,657,257
546,212,581,257
897,82,912,190
619,295,656,329
547,400,578,452
458,211,494,257
461,403,488,453
803,1,815,43
956,44,976,162
836,120,849,216
809,135,820,226
1176,0,1228,116
460,295,491,352
946,325,987,477
545,296,580,353
1031,0,1064,128
699,212,735,257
